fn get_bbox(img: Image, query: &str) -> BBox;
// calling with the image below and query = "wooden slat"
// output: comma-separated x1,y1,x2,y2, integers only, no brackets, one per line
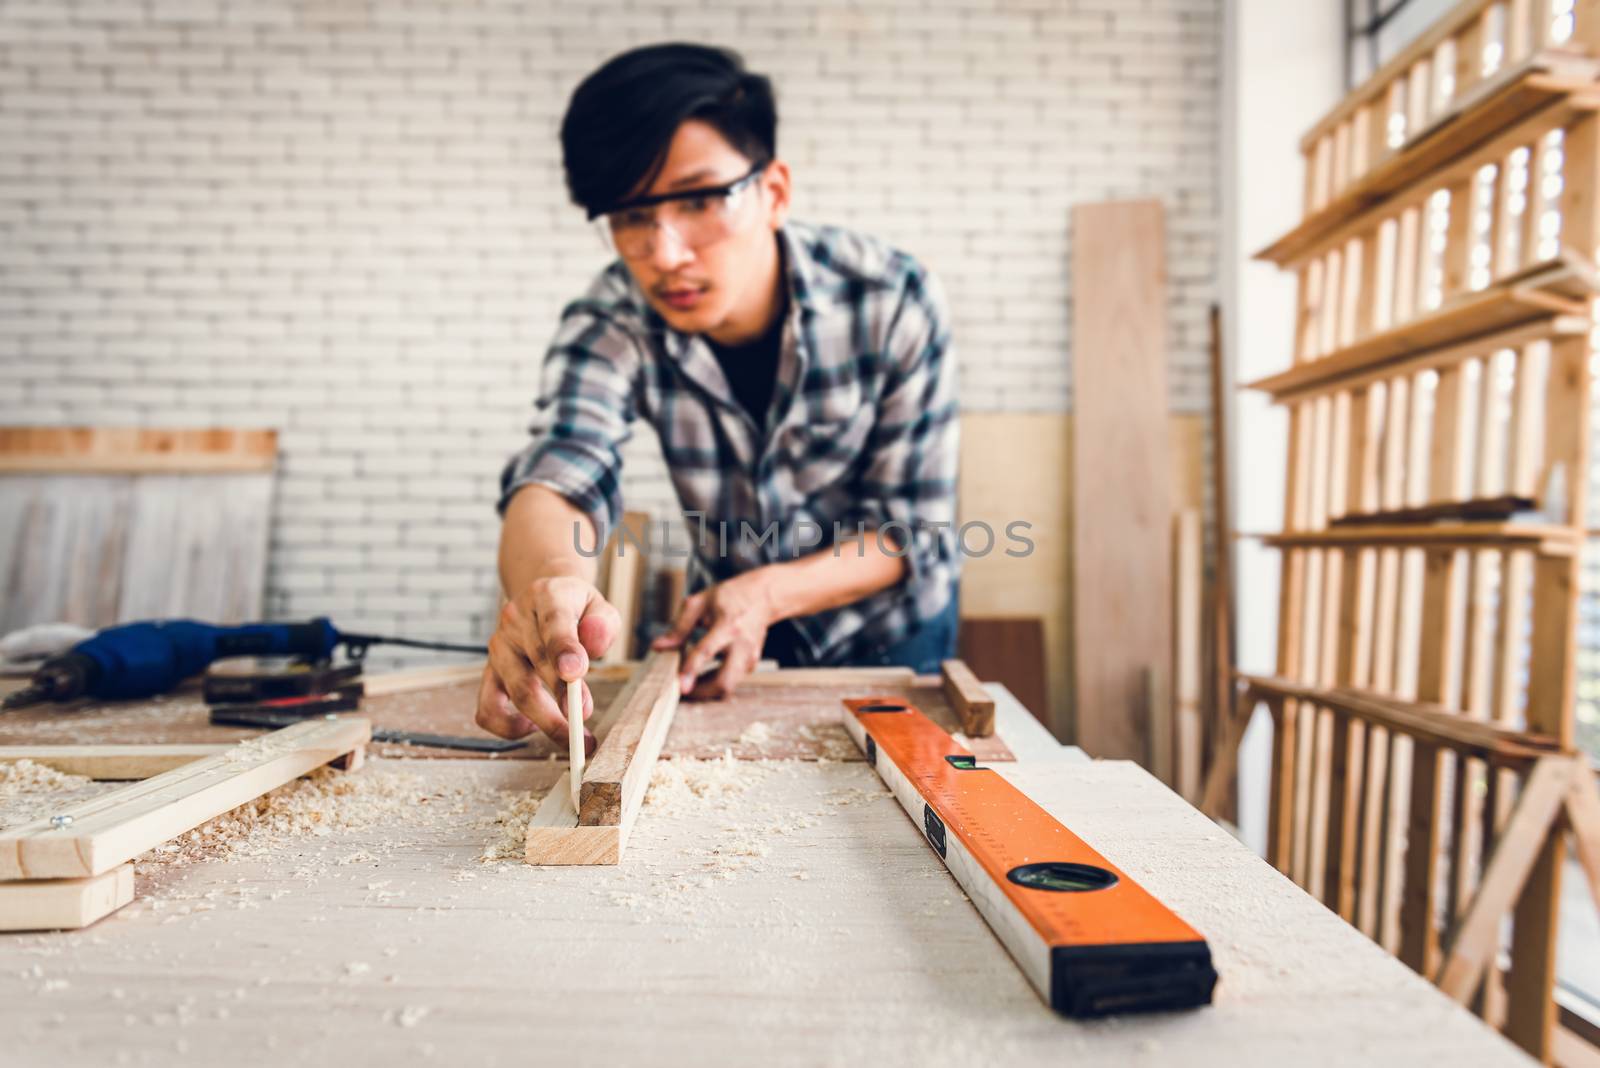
1071,200,1171,762
597,511,650,663
0,718,370,880
0,744,227,780
0,865,135,932
1435,755,1576,1001
940,658,996,739
1238,675,1561,762
0,427,278,474
1174,508,1203,801
576,651,681,826
1258,520,1579,552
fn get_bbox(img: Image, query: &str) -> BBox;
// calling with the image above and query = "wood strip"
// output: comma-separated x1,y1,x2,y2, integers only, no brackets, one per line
1400,548,1465,975
577,651,681,827
0,864,135,932
1567,767,1600,922
1507,547,1583,1057
361,661,491,697
1258,520,1579,551
1174,510,1203,801
0,428,278,474
940,659,996,739
1239,675,1560,761
597,511,650,663
1206,305,1239,817
1435,755,1575,1001
1071,200,1171,763
0,718,370,880
0,745,227,780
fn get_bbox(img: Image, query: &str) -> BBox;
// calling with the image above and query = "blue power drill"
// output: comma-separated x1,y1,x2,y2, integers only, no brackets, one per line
1,618,482,710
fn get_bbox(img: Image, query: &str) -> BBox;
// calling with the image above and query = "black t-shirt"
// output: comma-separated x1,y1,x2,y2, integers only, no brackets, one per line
706,290,786,430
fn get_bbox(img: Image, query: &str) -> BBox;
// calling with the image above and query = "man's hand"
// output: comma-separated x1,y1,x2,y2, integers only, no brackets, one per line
651,569,778,699
477,575,623,746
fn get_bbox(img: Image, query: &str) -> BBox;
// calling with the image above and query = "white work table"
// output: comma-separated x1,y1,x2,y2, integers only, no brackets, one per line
0,687,1528,1066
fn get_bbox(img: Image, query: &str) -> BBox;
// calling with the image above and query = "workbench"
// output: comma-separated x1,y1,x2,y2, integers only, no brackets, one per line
0,674,1531,1065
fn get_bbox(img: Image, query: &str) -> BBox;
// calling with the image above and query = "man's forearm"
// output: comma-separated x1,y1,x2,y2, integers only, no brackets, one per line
498,485,602,598
759,532,908,623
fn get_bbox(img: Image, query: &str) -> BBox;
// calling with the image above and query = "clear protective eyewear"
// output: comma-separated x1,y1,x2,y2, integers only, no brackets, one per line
591,161,768,259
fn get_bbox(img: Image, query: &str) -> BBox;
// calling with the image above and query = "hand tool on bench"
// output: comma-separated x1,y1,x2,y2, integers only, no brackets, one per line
843,696,1218,1017
207,704,527,753
2,618,484,710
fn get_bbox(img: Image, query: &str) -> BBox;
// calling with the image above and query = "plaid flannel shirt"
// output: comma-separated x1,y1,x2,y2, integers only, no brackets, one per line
498,220,959,666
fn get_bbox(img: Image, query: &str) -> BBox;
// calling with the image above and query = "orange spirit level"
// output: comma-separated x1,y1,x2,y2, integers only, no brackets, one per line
844,697,1218,1017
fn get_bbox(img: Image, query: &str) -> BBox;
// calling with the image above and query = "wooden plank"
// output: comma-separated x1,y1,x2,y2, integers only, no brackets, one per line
740,666,915,687
1070,199,1171,762
1207,305,1239,818
598,510,650,663
1567,767,1600,921
0,427,278,474
0,744,227,780
0,864,134,932
576,651,681,827
1259,521,1579,552
361,661,490,697
1174,508,1203,801
1400,548,1465,975
1435,755,1575,1002
0,718,370,880
1239,675,1561,762
939,658,995,738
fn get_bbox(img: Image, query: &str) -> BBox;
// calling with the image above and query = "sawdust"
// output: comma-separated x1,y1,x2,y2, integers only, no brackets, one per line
0,760,119,830
134,759,485,875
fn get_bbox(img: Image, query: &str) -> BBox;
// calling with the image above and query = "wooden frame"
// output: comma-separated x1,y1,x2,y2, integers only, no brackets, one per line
525,652,681,866
1240,16,1600,1059
0,718,370,930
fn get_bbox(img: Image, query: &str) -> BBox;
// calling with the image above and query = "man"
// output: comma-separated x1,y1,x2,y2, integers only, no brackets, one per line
478,43,959,749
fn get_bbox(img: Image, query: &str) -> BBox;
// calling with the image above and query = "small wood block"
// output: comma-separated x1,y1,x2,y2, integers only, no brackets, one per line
526,652,681,867
523,772,620,866
940,659,995,737
579,652,680,827
0,864,135,931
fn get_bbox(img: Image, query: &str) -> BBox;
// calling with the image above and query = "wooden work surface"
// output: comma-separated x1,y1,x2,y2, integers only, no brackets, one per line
0,671,1014,763
0,753,1526,1066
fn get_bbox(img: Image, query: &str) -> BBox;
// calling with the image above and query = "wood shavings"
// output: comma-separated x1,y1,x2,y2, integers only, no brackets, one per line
0,759,119,830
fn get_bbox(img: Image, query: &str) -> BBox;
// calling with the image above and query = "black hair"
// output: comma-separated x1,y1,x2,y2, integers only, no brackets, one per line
560,43,777,217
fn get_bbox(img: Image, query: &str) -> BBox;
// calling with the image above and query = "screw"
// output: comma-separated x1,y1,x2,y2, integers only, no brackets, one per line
50,814,73,829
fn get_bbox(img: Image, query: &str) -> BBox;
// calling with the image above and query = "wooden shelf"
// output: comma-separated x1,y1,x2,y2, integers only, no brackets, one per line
1263,56,1600,268
1244,255,1595,400
1253,521,1580,555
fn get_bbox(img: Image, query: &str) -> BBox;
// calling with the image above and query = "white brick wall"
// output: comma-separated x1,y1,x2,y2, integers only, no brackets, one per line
0,0,1221,661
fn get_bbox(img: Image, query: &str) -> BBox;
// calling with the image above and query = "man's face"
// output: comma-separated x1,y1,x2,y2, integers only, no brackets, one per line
607,120,790,335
